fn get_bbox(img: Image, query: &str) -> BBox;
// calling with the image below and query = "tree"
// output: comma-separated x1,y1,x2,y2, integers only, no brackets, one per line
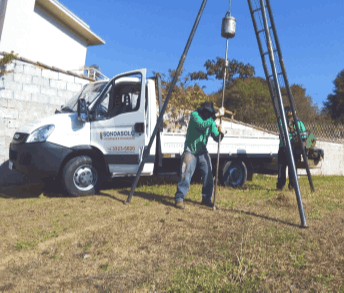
211,77,274,124
189,57,255,84
155,58,319,125
153,69,211,111
281,84,319,123
323,69,344,123
208,79,319,124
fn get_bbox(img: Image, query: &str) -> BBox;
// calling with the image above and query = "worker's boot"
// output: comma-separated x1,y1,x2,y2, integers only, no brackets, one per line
201,198,218,209
288,183,294,190
175,201,185,209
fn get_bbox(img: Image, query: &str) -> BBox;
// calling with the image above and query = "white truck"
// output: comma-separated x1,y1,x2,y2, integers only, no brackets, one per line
9,68,320,196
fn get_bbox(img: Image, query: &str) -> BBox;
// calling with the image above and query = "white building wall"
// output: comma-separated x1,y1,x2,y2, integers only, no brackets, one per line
0,0,35,54
0,0,87,72
27,5,87,72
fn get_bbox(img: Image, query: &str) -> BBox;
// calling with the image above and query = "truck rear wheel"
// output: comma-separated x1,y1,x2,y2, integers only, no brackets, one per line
62,156,103,196
221,160,247,187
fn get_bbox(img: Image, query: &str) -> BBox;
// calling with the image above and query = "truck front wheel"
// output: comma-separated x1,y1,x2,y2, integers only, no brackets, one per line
221,160,247,187
62,156,102,196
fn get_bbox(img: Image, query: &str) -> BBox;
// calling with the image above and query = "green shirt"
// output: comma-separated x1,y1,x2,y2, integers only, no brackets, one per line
184,111,221,154
279,120,307,147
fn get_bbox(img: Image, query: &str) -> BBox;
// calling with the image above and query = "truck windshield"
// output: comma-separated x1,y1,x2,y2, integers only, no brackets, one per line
62,81,108,112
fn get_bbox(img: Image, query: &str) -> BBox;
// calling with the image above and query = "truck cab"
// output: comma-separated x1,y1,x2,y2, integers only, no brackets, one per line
9,69,157,196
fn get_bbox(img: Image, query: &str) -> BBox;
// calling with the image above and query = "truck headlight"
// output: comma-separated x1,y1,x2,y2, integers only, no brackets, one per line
26,125,55,143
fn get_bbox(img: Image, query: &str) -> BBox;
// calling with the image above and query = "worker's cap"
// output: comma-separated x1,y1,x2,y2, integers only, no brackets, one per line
200,102,216,115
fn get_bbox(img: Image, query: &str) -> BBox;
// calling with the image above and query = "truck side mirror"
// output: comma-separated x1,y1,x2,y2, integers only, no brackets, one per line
77,98,88,122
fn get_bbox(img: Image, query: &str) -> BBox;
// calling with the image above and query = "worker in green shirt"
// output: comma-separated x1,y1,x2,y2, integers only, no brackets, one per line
175,102,225,209
277,106,307,190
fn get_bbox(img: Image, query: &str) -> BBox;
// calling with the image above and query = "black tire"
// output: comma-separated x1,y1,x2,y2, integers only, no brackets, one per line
220,160,247,187
62,156,103,196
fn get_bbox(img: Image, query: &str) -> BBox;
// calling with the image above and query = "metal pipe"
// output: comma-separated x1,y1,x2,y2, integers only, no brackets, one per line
265,0,315,192
213,38,229,210
222,39,229,108
157,74,163,168
259,0,307,228
125,0,209,204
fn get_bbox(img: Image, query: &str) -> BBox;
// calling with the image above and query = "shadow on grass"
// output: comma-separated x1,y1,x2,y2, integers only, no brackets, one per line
221,206,301,228
100,181,203,208
117,189,177,207
0,183,46,199
0,176,300,227
0,176,178,200
0,182,301,227
98,176,181,205
107,184,301,228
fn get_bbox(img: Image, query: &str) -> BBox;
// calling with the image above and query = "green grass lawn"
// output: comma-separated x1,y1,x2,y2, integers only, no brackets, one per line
0,175,343,292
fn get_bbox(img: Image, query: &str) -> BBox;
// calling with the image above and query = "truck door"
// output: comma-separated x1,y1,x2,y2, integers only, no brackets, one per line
90,69,149,176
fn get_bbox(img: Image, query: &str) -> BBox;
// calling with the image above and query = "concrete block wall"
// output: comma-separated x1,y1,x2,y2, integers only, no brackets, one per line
298,141,344,176
0,55,91,164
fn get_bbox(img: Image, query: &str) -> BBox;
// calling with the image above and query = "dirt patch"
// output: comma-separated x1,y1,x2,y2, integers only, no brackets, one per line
267,192,295,208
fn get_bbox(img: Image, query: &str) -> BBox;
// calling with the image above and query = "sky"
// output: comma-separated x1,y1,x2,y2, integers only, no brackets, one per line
60,0,344,110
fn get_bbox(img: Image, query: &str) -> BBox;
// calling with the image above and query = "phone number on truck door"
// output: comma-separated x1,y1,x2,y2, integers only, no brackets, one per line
108,146,135,152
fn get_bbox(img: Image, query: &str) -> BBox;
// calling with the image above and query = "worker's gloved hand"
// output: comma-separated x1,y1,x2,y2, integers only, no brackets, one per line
215,107,225,118
217,124,226,136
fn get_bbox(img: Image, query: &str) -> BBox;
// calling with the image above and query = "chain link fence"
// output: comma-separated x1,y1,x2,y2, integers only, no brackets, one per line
252,122,344,144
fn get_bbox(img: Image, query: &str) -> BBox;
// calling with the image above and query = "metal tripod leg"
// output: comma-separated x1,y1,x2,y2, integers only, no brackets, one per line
259,0,307,228
125,0,209,204
247,0,308,227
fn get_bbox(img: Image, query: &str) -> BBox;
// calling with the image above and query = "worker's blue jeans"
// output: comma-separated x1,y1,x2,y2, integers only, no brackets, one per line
175,150,213,203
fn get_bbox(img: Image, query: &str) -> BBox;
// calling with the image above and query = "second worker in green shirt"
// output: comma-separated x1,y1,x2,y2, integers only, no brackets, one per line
277,106,308,190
